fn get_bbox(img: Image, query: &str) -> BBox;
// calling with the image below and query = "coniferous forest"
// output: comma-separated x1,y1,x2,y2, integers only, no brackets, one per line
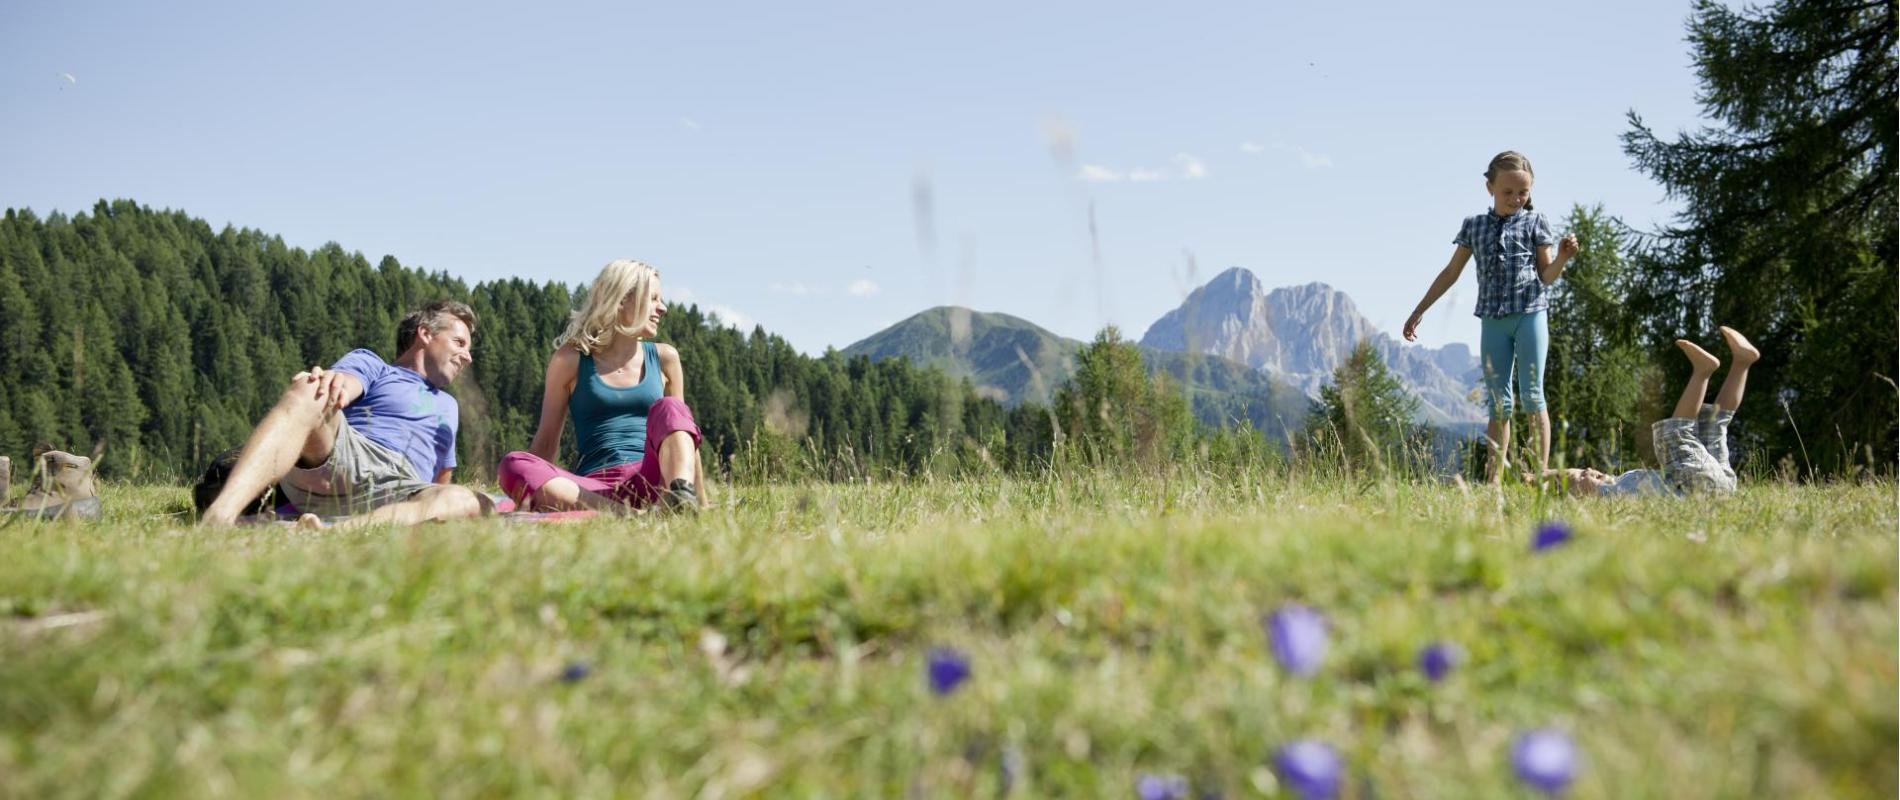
0,200,1084,482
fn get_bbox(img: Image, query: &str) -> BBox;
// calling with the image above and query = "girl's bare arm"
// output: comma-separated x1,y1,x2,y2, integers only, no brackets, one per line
1404,247,1473,341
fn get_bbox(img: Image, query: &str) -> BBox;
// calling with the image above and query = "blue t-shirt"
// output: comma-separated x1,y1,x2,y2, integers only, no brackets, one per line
329,349,459,481
1455,209,1556,318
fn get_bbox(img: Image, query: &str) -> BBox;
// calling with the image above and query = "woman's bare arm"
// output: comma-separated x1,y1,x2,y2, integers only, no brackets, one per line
528,348,581,462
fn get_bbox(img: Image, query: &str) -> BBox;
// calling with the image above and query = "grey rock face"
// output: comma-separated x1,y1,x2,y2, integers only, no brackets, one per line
1140,267,1485,425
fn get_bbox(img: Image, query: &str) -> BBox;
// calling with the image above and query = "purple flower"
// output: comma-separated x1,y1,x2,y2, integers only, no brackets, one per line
1274,740,1343,800
1135,773,1187,800
1531,521,1574,552
1511,728,1578,794
1417,641,1462,683
927,647,971,696
559,661,591,683
1263,604,1329,676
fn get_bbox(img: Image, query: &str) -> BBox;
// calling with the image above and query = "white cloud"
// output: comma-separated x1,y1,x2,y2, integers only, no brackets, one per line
1294,147,1333,169
704,304,753,331
680,117,701,130
667,285,750,329
1173,153,1207,179
1242,140,1336,169
1078,154,1207,184
764,280,879,298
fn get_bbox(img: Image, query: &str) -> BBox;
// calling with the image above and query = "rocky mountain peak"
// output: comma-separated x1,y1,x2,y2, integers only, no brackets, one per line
1206,266,1264,297
1140,269,1484,425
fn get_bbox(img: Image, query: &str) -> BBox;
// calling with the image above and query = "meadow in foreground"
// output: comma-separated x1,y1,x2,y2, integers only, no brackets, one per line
0,473,1894,798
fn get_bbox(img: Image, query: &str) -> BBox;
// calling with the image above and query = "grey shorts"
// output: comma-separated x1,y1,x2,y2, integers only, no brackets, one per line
281,419,437,517
1653,404,1738,494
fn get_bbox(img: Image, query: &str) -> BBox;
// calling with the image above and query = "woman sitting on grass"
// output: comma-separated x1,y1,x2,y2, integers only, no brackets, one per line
497,259,707,512
1542,326,1758,497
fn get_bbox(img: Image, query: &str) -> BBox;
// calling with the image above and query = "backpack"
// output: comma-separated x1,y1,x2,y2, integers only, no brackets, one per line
192,447,282,517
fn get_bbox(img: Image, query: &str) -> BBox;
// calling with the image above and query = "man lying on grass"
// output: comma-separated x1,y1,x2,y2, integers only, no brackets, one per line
1538,326,1759,497
199,300,493,527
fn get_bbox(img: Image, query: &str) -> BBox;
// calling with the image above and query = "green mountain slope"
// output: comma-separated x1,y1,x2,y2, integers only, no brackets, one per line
840,307,1079,405
841,306,1306,439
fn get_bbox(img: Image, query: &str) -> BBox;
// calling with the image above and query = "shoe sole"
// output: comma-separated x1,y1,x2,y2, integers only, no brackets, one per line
2,496,103,521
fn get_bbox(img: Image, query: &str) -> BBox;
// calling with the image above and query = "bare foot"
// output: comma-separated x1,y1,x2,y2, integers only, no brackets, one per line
1719,326,1759,366
297,513,323,530
1675,339,1720,374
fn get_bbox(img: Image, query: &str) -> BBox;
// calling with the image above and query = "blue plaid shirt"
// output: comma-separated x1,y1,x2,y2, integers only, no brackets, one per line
1455,209,1556,318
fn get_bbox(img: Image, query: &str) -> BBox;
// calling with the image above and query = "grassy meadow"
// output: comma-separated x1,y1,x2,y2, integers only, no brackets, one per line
0,472,1894,798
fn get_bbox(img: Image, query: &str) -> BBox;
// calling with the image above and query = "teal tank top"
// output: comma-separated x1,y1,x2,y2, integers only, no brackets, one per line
571,341,664,474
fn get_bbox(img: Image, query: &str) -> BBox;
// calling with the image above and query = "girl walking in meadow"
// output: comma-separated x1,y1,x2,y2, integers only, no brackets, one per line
1403,151,1579,480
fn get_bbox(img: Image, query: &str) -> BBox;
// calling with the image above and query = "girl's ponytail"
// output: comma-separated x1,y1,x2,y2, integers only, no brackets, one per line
1484,151,1535,210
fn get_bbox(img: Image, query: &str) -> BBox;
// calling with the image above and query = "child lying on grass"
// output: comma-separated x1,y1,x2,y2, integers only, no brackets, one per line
1541,326,1758,497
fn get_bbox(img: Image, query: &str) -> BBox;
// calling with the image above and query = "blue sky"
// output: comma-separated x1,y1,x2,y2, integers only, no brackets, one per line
2,1,1719,355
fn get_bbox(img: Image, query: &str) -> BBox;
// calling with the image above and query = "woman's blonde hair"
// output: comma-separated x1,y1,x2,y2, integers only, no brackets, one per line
554,259,660,354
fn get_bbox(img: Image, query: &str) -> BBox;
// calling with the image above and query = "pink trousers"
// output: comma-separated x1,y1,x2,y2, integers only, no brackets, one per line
496,396,703,509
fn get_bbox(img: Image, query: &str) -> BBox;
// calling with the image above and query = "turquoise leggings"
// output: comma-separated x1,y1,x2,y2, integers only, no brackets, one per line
1479,310,1548,420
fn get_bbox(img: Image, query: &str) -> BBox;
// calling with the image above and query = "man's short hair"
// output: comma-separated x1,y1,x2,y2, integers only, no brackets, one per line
396,300,478,355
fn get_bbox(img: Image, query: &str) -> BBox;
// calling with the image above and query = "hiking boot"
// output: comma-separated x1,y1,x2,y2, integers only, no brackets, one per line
3,450,101,522
8,495,102,521
657,478,700,514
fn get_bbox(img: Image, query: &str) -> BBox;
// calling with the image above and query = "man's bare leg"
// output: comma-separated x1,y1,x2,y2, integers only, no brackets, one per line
1716,327,1759,411
1485,417,1512,483
201,375,340,527
338,485,493,528
1673,340,1721,419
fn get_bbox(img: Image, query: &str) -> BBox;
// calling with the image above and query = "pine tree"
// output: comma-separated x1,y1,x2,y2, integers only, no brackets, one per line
1543,204,1656,469
1055,326,1194,469
1622,0,1896,475
1302,342,1423,474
